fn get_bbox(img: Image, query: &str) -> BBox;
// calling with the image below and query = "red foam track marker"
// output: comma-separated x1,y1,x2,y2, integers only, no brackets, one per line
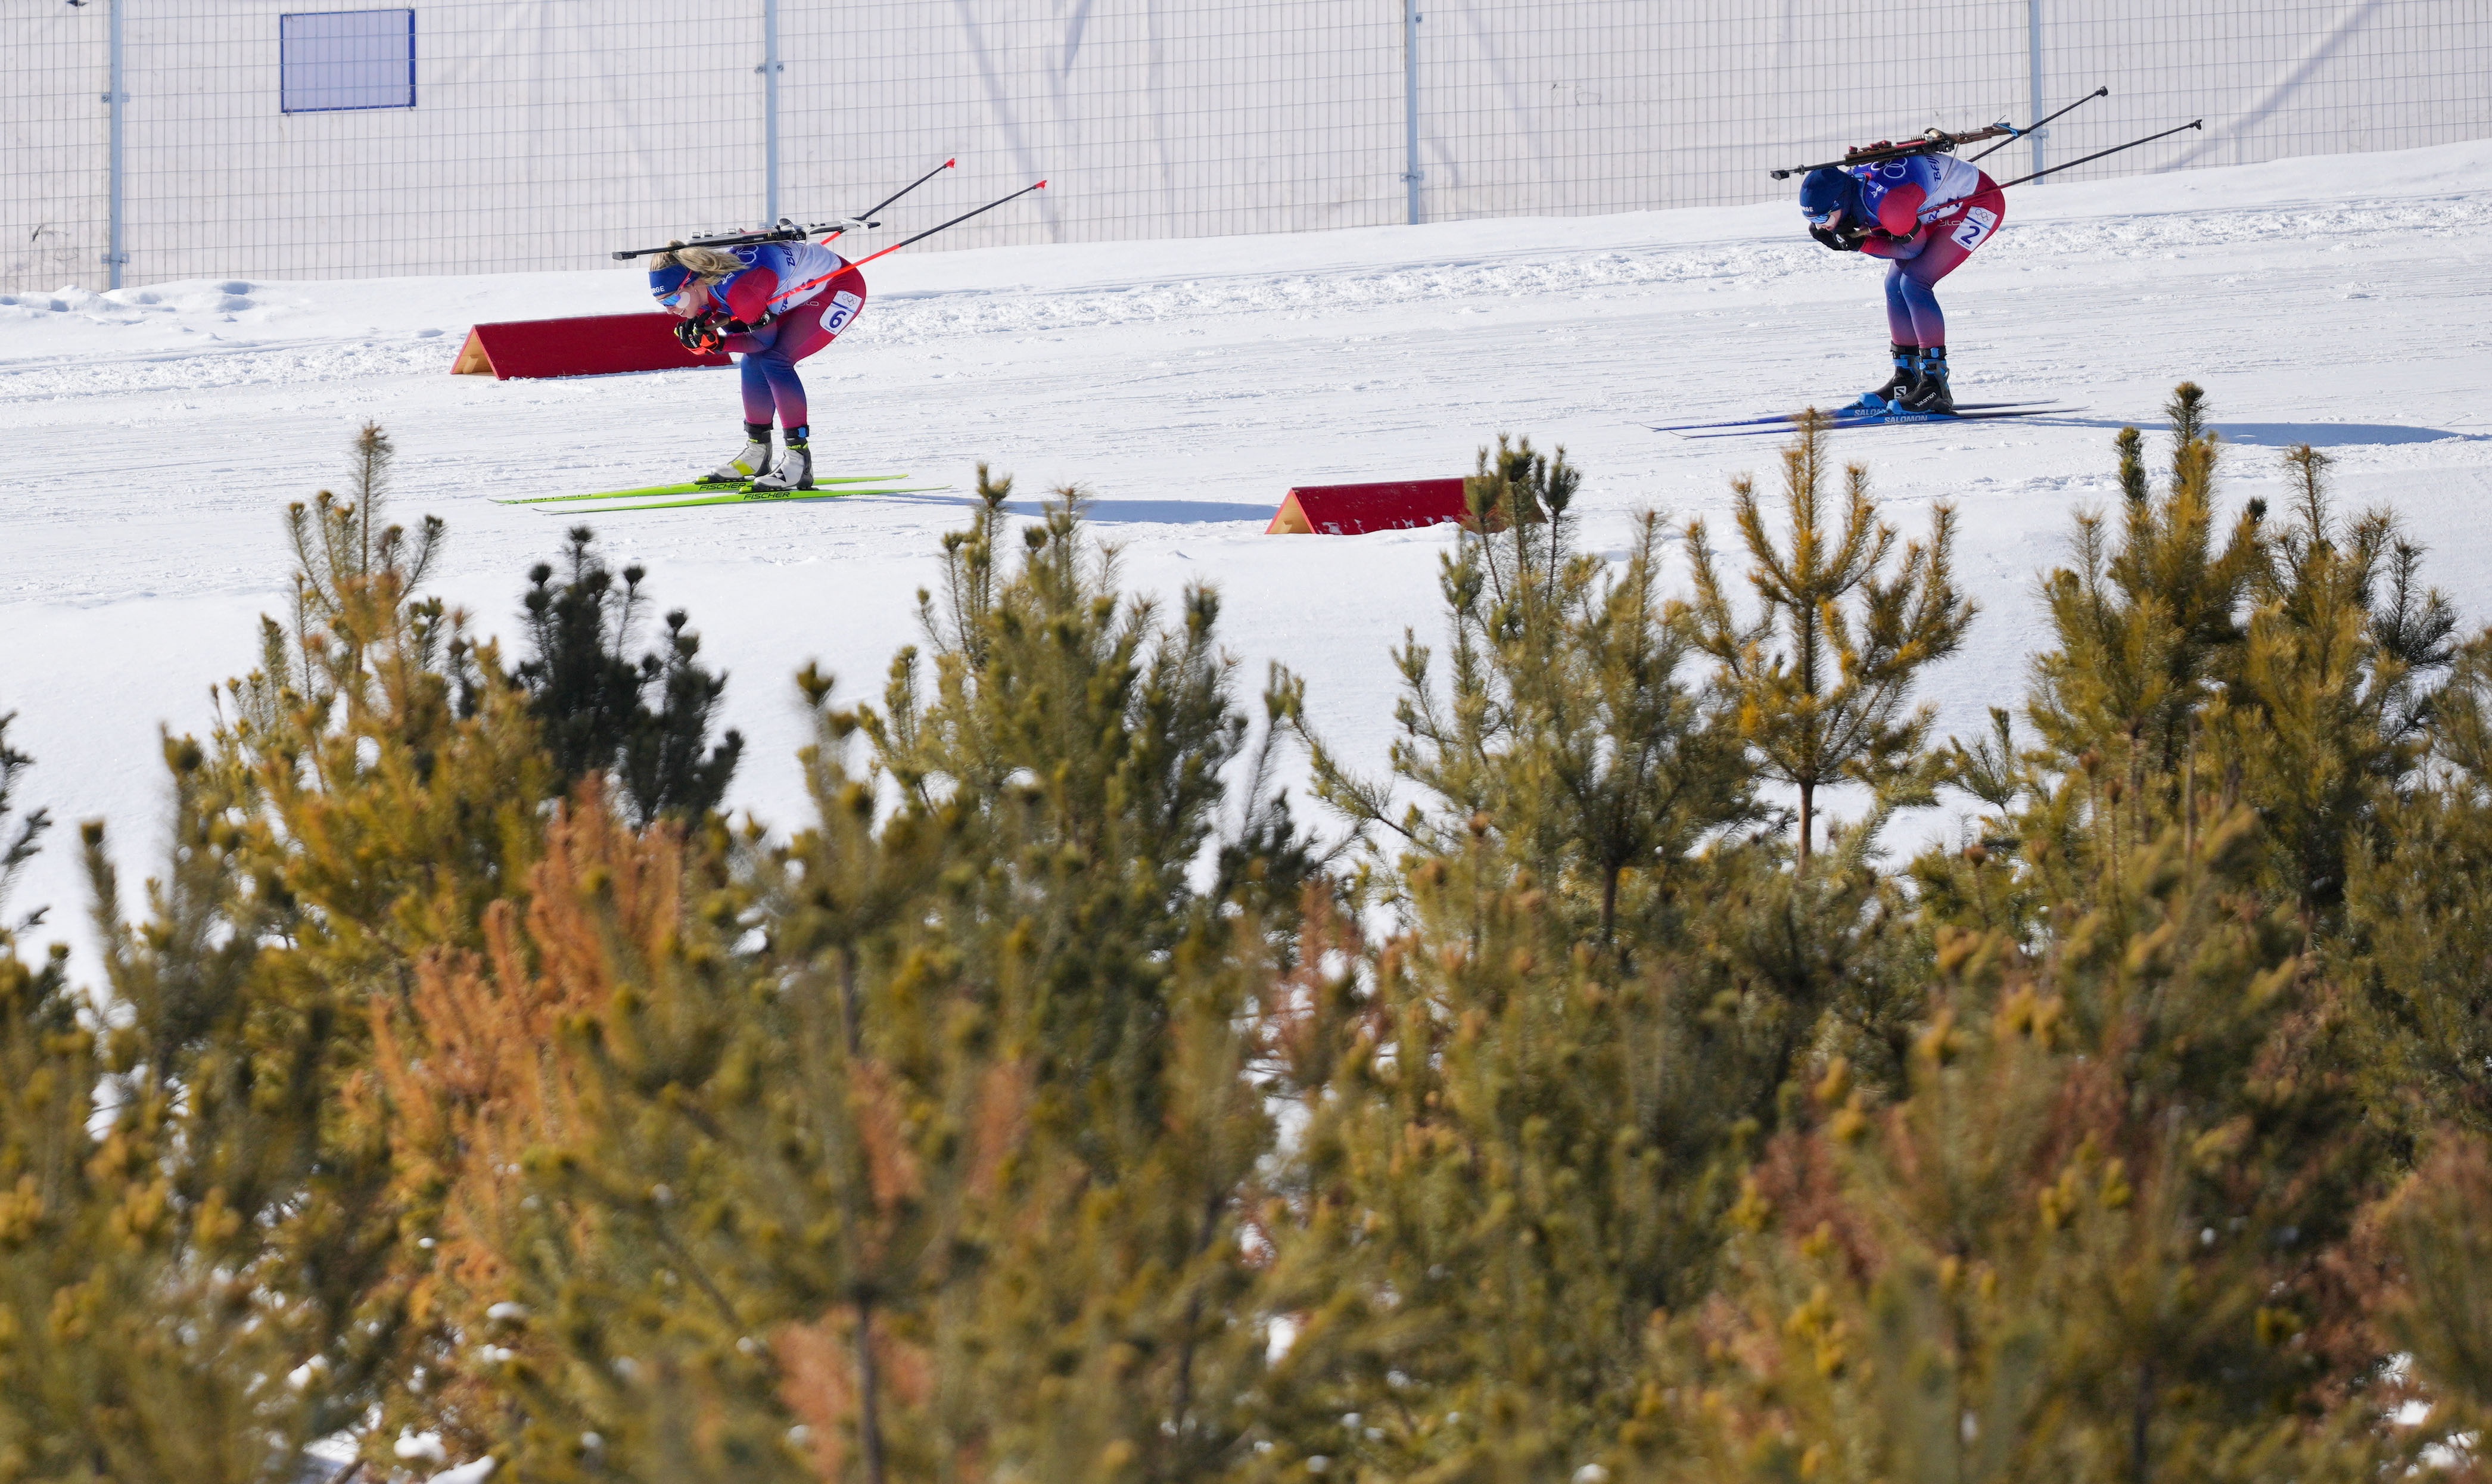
450,313,729,381
1266,478,1546,535
1269,480,1464,535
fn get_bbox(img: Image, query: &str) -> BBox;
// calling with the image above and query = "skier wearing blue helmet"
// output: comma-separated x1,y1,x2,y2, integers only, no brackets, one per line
1796,167,1863,232
1800,147,2006,414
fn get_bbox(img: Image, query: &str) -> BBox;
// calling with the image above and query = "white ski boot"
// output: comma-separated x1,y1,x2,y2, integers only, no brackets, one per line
750,441,814,493
699,423,774,486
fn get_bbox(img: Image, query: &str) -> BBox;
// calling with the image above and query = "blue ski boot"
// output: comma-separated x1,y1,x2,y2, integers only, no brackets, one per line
1900,346,1955,416
1856,344,1921,413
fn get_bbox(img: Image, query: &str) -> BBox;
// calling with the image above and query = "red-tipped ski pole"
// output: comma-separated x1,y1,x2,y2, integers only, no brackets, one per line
1966,86,2110,163
1994,118,2202,188
810,158,963,245
850,181,1047,268
853,157,957,227
713,179,1050,307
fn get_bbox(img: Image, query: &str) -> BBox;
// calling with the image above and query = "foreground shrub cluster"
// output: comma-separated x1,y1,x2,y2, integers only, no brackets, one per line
6,393,2492,1484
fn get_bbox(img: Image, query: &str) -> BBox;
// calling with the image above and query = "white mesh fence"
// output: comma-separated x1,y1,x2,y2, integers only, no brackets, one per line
4,0,2488,296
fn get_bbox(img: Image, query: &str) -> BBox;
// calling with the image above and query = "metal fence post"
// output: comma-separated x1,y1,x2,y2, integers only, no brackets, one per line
105,0,127,288
1402,0,1421,225
2026,0,2047,183
761,0,782,223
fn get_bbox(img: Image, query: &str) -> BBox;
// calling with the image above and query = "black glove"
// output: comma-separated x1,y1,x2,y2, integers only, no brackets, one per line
677,309,776,353
1809,224,1860,253
673,312,727,353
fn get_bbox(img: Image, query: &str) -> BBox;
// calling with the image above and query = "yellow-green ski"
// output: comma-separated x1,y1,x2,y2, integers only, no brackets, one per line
564,484,949,513
494,474,906,506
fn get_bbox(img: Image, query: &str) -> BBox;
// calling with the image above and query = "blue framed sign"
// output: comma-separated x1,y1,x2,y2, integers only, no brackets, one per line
280,10,416,114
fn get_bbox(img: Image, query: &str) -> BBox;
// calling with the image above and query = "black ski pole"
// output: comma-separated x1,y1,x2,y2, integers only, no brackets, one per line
1993,118,2202,189
850,180,1048,268
1967,85,2110,162
783,158,962,248
853,157,958,225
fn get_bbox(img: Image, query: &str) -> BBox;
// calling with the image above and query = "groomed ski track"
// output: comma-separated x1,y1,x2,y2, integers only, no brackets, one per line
4,140,2490,957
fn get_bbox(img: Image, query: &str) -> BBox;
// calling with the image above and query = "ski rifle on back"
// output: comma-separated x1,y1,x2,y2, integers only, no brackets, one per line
609,219,876,261
1769,126,2016,182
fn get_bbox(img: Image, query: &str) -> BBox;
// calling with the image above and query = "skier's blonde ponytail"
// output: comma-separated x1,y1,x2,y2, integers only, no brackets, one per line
651,242,746,281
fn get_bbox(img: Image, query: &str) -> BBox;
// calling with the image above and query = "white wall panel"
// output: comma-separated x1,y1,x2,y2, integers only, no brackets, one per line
2,8,112,293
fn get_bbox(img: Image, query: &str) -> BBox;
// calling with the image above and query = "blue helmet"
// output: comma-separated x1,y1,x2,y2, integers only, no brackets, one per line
1797,167,1861,223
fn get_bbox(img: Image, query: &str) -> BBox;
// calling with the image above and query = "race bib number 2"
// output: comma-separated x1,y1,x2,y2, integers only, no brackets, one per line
824,289,863,335
1950,206,1999,251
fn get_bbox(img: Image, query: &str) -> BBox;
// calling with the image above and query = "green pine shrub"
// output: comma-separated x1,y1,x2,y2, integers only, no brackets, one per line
7,396,2492,1484
515,525,745,827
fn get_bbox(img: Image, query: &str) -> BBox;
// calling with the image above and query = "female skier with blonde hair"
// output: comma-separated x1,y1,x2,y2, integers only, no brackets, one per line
649,238,866,491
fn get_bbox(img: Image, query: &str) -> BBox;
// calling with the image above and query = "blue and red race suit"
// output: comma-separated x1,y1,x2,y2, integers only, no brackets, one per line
1845,154,2006,347
708,241,867,429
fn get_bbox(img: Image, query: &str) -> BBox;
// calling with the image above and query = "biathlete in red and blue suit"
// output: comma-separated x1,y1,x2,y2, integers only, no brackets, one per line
648,239,867,490
1798,150,2006,415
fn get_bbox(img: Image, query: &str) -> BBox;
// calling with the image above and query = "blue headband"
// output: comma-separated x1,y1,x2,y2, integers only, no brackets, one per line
649,263,693,298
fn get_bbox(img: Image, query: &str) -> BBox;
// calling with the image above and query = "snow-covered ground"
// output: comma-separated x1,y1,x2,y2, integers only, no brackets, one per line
5,140,2490,960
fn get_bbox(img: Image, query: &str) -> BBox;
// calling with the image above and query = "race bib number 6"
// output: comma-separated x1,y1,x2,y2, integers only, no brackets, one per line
1950,206,1999,250
824,289,863,335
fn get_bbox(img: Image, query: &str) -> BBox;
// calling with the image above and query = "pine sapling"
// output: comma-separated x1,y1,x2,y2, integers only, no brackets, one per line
0,710,48,927
514,525,743,825
1684,413,1973,869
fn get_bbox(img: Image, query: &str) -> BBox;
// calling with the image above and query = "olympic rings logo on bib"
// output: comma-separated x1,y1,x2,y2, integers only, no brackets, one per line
824,289,863,335
1949,206,1999,250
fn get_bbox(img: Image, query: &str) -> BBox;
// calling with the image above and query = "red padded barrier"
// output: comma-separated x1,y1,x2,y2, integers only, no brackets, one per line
450,312,732,380
1267,478,1469,535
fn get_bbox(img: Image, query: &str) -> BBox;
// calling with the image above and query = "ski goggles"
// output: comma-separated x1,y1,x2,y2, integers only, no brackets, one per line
655,282,701,308
1807,207,1846,228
